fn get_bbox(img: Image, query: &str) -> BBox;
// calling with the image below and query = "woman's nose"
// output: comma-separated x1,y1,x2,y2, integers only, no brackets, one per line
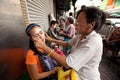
39,34,42,38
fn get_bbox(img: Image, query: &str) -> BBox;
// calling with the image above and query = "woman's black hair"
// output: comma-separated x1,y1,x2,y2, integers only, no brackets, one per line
50,20,57,26
76,6,106,32
29,39,40,55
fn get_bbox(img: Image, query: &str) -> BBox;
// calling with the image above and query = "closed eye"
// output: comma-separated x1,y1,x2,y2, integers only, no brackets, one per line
33,34,39,38
39,31,44,34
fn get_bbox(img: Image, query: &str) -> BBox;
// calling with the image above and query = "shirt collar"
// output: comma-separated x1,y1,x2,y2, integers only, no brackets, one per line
79,30,96,41
85,30,96,40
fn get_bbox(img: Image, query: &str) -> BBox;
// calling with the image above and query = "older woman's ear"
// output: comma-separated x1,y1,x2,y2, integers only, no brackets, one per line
89,21,96,30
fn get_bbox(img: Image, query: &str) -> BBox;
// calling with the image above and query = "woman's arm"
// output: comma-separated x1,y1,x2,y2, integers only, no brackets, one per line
27,64,58,80
59,26,74,38
46,34,69,47
60,31,72,38
108,39,120,43
45,46,69,68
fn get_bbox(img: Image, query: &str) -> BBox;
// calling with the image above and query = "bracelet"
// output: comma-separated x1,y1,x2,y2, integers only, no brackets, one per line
47,49,54,57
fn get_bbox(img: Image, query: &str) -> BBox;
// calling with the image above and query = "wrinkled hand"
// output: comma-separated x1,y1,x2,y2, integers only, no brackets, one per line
34,38,46,50
45,33,53,41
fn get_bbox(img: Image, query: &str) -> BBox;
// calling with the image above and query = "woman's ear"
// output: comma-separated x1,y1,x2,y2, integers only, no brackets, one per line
89,21,96,30
92,21,96,27
91,21,96,27
89,24,93,30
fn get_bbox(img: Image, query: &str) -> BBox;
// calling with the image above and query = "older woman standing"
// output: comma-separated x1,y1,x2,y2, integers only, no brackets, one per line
35,6,106,80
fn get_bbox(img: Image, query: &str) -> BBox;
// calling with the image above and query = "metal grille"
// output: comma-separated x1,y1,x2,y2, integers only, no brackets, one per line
26,0,50,31
21,0,52,31
20,0,29,26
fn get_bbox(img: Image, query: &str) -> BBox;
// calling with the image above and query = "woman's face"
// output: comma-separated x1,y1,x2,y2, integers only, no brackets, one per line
66,19,70,26
29,26,45,42
75,12,91,35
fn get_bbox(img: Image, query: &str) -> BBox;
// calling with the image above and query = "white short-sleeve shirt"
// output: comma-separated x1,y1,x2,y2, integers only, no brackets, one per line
66,31,103,80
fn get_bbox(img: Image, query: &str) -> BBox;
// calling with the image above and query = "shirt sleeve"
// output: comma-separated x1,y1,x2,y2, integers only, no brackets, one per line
68,35,79,46
66,25,75,38
66,40,98,71
25,50,37,64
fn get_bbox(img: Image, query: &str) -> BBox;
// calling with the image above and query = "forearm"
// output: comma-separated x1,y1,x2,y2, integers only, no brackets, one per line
35,70,54,79
28,65,54,80
44,46,69,68
62,32,71,38
51,38,69,47
108,39,120,43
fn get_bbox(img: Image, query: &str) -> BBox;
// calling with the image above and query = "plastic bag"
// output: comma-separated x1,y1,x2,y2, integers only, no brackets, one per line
58,67,77,80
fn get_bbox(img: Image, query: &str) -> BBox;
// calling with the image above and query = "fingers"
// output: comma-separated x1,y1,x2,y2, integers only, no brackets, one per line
45,33,49,39
34,42,39,49
45,33,52,41
54,67,59,72
33,39,39,46
34,39,43,48
52,67,59,74
45,33,49,37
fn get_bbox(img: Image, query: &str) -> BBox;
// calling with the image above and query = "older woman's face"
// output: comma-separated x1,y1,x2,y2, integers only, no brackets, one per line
75,12,90,35
29,26,45,42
